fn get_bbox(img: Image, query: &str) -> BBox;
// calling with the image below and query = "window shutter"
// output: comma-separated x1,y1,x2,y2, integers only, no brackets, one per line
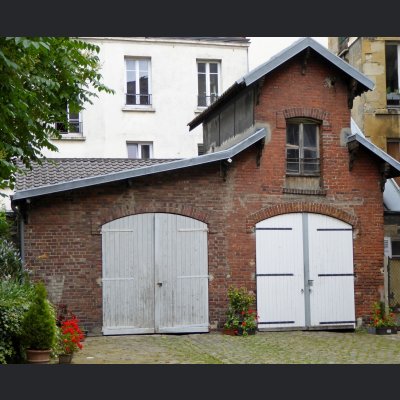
384,237,392,258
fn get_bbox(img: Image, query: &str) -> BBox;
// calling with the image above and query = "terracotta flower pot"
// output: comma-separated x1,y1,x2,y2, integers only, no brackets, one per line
26,349,52,364
58,353,73,364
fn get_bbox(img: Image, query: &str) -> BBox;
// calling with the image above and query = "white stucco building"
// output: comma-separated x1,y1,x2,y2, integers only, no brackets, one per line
42,37,250,159
0,37,250,211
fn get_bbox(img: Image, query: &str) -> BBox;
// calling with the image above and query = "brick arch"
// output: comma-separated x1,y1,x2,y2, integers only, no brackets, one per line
246,202,358,232
282,107,329,122
92,203,209,234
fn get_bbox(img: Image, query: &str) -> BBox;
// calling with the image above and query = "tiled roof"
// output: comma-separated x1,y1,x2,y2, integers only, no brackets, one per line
12,128,267,201
15,158,176,191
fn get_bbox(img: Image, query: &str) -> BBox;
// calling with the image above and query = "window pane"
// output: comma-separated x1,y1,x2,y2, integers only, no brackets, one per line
303,149,317,160
138,60,148,72
286,124,299,146
126,60,135,71
127,81,136,95
303,124,317,147
286,148,299,173
197,62,206,73
198,74,207,106
127,144,138,158
139,72,149,104
210,73,219,97
386,45,399,94
141,144,150,159
209,63,218,73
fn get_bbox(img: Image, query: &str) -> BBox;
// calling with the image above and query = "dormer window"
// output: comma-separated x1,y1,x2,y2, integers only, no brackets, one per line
286,119,320,176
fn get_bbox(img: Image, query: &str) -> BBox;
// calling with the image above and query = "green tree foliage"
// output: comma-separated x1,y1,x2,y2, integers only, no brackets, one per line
20,282,57,350
0,239,25,282
0,37,114,190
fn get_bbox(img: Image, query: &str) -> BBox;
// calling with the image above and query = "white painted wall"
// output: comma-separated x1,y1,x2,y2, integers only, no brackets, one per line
42,37,249,159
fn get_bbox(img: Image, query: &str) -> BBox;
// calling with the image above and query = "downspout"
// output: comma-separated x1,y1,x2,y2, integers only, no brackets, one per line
10,198,25,267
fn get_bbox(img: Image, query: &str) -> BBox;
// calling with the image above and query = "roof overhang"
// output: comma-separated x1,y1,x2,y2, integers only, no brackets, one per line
188,37,374,131
347,133,400,178
12,127,267,202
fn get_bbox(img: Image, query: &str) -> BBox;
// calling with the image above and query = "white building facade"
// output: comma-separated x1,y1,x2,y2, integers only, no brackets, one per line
43,37,250,159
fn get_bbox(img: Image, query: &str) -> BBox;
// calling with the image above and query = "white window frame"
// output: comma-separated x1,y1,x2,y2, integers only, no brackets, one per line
197,60,221,108
125,57,152,107
127,142,153,159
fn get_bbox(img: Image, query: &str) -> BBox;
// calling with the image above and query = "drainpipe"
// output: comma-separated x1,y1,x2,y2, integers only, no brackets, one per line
11,199,25,266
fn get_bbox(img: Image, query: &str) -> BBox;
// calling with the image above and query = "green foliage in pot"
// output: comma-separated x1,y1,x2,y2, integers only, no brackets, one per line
224,286,258,336
20,282,57,351
0,279,35,364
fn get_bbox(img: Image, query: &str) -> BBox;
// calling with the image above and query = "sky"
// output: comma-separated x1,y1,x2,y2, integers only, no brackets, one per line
248,37,328,70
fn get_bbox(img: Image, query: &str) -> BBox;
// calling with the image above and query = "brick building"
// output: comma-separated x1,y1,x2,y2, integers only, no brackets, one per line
12,38,400,334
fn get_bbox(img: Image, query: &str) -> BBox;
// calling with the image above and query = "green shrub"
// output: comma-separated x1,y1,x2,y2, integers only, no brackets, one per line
0,240,26,282
20,282,57,351
0,208,11,241
0,279,35,364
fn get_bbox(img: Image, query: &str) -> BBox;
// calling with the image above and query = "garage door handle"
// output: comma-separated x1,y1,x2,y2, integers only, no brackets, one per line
157,282,163,287
300,288,304,294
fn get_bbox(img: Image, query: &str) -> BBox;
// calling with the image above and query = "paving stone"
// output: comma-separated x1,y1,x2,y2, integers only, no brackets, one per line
70,330,400,364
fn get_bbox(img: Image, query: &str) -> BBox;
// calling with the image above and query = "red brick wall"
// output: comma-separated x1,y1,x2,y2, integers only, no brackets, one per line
23,51,384,332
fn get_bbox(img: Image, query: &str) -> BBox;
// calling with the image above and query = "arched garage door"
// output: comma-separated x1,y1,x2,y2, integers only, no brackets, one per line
101,213,209,335
256,213,355,330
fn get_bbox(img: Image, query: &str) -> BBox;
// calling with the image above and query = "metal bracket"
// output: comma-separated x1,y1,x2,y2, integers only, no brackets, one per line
301,48,311,75
220,160,229,181
256,77,265,105
347,78,358,109
256,138,265,167
348,141,359,171
380,162,391,192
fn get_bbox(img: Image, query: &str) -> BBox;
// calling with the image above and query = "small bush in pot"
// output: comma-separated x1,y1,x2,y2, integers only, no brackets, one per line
20,282,57,363
223,286,259,336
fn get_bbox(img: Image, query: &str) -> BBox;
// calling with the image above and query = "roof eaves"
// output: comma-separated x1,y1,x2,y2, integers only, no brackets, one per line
243,37,374,91
12,127,267,201
347,133,400,175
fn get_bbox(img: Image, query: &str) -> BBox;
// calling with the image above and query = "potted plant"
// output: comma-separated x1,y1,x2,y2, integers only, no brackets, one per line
223,286,259,336
20,282,57,363
368,302,397,335
57,316,84,363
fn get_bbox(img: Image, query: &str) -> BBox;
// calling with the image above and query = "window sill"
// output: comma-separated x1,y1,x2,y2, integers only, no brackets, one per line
52,134,86,141
282,187,326,196
375,108,400,115
122,106,156,112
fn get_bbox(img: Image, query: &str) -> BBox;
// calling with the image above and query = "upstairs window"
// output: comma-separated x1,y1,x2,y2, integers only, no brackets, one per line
385,44,400,107
197,61,220,107
55,104,81,134
127,142,153,159
125,58,151,106
286,120,320,175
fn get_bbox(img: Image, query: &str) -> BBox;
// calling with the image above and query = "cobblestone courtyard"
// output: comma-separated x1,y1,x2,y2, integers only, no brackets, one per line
70,330,400,364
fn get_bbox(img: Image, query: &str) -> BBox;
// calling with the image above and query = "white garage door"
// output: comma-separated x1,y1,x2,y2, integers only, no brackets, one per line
256,213,355,330
102,213,209,335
